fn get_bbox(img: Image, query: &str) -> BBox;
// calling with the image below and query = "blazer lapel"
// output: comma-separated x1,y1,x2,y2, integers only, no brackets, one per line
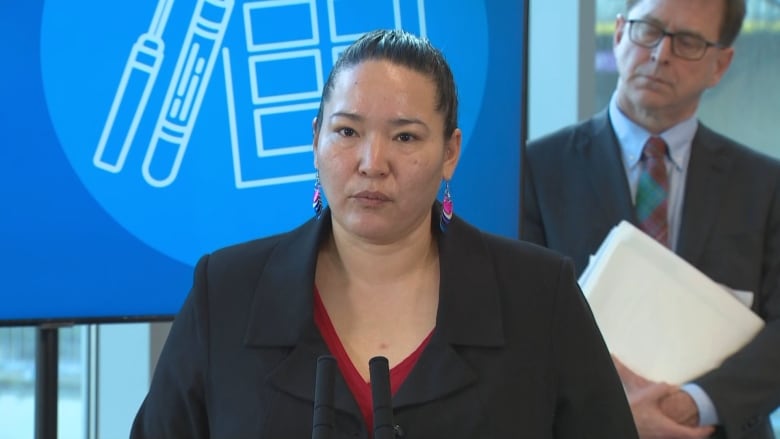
263,324,363,417
581,110,636,226
392,335,478,407
240,212,366,415
676,124,732,265
242,213,325,347
393,212,503,409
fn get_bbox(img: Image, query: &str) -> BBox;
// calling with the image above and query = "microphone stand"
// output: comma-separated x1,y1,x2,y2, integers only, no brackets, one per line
369,356,395,439
312,355,337,439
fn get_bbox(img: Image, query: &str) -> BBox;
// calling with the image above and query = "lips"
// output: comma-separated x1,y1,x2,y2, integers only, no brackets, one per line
352,191,391,202
638,73,671,86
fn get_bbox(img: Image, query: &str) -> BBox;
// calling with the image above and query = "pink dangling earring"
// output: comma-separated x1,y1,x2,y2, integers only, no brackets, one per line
440,180,453,232
312,172,323,219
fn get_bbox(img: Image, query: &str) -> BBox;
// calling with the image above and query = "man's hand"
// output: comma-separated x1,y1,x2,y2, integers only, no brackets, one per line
660,389,701,427
629,383,715,439
611,355,714,438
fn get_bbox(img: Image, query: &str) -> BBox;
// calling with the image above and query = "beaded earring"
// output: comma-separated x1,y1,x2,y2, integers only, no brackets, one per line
312,171,323,219
440,180,453,232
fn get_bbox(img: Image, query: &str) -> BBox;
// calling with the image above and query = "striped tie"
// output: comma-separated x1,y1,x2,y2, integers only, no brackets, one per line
636,136,669,246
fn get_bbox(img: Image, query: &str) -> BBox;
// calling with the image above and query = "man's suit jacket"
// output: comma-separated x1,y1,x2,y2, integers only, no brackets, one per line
130,207,638,439
521,109,780,439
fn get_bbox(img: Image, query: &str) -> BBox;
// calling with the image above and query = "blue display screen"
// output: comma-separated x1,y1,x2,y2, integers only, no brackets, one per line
0,0,526,324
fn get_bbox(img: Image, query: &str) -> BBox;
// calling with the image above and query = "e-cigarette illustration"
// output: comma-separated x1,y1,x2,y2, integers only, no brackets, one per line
142,0,234,187
93,0,175,173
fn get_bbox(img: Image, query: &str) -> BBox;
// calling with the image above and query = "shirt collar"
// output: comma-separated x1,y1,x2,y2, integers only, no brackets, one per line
608,92,697,171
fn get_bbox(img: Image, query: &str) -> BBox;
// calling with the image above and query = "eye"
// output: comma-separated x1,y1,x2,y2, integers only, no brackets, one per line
640,24,662,39
675,33,704,50
395,132,416,143
337,127,357,137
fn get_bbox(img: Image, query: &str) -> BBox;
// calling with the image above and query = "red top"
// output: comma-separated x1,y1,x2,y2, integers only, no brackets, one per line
313,288,433,433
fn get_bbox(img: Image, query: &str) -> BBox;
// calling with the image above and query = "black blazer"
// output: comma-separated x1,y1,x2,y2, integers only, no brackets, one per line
130,208,638,439
522,109,780,439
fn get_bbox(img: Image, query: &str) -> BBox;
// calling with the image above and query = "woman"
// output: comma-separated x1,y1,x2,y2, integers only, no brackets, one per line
131,29,638,438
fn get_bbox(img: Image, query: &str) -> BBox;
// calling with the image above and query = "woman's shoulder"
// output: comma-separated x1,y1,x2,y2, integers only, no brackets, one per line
482,229,566,262
204,216,320,279
482,230,575,285
211,232,289,262
445,216,576,291
450,216,570,266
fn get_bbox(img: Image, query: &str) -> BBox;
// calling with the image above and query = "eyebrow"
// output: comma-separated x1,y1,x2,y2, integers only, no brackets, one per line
635,15,708,38
389,117,427,129
329,111,363,122
329,112,429,129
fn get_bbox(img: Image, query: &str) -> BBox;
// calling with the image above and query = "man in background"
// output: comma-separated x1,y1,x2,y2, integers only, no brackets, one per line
521,0,780,437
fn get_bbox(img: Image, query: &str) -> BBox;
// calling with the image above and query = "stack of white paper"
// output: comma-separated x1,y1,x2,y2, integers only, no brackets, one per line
579,221,764,384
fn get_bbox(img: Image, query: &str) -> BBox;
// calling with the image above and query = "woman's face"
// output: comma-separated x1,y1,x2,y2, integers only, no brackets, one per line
313,59,461,244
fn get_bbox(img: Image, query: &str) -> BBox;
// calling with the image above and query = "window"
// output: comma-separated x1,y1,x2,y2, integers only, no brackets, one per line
0,326,86,439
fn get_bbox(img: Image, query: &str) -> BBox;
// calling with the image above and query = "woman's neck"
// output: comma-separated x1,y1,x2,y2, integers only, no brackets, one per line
322,218,438,289
315,216,441,375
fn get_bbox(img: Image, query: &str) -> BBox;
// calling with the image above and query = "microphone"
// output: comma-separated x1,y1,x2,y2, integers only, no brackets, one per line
312,355,337,439
369,356,395,439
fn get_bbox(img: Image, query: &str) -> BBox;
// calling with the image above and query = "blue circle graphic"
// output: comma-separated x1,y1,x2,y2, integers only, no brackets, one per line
40,0,488,265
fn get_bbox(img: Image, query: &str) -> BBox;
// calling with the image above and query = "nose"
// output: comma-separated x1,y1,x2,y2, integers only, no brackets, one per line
358,136,390,177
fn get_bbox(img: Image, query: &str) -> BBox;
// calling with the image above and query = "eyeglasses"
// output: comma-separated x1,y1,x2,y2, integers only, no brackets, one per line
627,19,723,61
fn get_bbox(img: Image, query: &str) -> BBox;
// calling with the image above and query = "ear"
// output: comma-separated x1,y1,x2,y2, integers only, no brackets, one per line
442,128,462,180
708,47,734,88
614,14,627,48
312,117,320,168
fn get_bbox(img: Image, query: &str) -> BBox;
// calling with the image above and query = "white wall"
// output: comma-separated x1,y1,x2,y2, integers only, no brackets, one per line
528,0,596,141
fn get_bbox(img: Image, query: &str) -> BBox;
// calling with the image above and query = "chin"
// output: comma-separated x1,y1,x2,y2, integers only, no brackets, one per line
353,228,400,244
340,214,393,238
629,88,672,108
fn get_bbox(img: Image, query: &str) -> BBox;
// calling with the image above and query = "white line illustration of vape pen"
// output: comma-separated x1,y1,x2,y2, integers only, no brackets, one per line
93,0,175,173
142,0,234,188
